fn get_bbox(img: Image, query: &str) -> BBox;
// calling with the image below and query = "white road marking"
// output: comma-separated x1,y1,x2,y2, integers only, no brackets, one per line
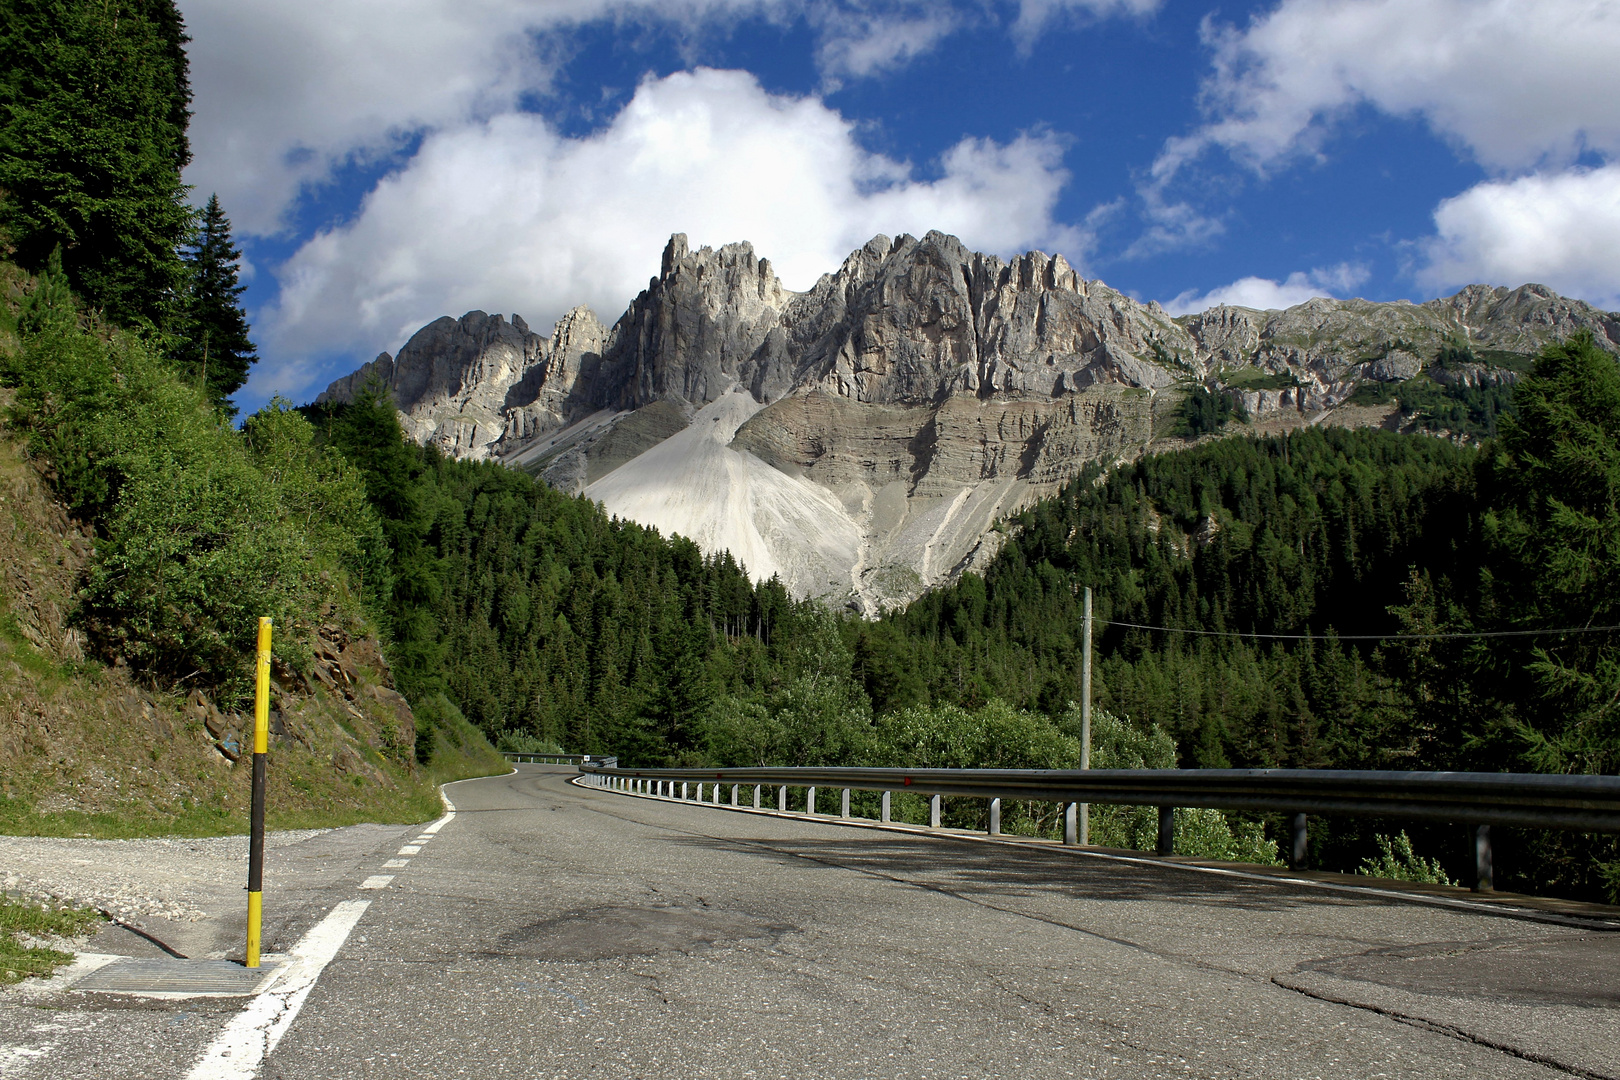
183,899,370,1080
357,876,394,890
397,845,421,855
381,859,409,869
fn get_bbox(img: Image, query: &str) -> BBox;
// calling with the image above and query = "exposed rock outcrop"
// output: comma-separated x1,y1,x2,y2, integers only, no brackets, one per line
318,231,1619,611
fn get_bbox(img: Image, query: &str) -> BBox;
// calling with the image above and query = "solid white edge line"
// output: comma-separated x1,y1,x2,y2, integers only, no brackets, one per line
420,763,516,834
183,899,370,1080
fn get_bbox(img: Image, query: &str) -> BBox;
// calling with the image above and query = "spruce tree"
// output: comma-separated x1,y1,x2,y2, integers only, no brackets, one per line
178,194,257,407
0,0,194,327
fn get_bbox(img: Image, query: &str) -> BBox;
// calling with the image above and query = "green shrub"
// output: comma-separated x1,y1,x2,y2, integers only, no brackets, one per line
1,260,379,702
1357,831,1455,885
495,730,565,755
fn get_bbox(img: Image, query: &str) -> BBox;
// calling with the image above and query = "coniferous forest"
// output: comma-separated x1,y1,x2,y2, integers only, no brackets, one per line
3,0,1617,900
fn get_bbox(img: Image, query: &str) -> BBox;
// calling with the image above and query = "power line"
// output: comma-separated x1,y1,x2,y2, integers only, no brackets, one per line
1100,619,1620,641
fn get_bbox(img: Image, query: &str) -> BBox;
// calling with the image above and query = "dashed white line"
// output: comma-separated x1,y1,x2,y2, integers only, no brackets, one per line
183,900,370,1080
397,845,421,855
357,876,394,890
381,859,410,869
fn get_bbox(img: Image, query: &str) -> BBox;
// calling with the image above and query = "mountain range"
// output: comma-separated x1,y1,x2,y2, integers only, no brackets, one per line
317,231,1620,612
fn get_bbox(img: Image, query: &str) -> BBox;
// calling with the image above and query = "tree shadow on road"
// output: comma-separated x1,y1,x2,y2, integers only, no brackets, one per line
657,829,1367,917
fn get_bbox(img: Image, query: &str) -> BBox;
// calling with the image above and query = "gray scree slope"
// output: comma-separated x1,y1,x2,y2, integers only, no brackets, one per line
319,232,1620,612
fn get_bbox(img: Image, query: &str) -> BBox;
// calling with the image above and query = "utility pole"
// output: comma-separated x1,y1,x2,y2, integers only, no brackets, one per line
1080,586,1092,845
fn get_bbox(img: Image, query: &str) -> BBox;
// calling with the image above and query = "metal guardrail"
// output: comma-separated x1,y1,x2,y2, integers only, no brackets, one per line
576,764,1620,893
503,752,617,768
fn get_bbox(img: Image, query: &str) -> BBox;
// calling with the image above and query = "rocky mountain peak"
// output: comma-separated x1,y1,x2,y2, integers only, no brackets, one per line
320,230,1619,611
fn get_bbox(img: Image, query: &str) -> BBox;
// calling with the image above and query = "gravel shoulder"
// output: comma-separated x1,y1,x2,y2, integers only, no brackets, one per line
0,823,409,962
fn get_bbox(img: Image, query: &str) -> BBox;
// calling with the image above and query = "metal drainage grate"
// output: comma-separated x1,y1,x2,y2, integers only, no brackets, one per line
74,957,281,996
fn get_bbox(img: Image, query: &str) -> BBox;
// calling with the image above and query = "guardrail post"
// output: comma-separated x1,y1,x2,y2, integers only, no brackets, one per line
930,795,941,829
1064,803,1078,845
1157,806,1175,856
731,784,739,806
881,791,891,823
753,785,761,810
807,786,817,815
1473,825,1493,892
681,782,689,800
841,789,850,818
713,783,721,805
778,785,787,811
989,798,1001,836
1289,813,1308,870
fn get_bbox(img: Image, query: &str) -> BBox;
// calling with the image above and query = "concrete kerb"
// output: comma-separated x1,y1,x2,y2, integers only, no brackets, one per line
569,771,1620,932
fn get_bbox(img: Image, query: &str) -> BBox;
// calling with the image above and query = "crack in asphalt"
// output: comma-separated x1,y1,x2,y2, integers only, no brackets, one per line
1272,974,1617,1080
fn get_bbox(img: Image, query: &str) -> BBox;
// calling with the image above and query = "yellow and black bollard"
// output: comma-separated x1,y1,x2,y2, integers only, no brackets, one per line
246,617,271,968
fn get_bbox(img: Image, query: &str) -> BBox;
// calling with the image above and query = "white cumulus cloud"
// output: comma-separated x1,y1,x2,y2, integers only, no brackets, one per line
258,68,1082,398
1416,165,1620,310
1163,262,1368,315
1184,0,1620,176
181,0,1156,237
179,0,792,235
1133,0,1620,265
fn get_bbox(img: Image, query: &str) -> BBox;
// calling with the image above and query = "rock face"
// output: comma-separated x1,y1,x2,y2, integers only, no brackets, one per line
319,232,1620,612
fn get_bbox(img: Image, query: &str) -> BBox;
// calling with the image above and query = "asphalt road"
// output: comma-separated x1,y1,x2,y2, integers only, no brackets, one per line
5,764,1618,1079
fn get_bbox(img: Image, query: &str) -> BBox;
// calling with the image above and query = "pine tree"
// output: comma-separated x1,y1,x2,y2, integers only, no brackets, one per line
177,194,257,407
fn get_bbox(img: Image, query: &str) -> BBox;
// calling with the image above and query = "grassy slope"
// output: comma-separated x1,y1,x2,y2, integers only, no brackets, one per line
0,404,505,840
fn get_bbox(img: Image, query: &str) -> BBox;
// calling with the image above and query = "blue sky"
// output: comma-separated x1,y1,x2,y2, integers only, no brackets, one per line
174,0,1620,416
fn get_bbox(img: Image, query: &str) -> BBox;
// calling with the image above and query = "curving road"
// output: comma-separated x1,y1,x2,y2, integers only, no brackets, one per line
6,763,1619,1079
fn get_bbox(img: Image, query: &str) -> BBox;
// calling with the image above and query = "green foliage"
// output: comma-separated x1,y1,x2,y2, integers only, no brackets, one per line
495,730,565,755
872,698,1078,770
1481,332,1620,775
1395,377,1515,439
1066,703,1175,769
1177,384,1243,436
1221,368,1299,391
883,427,1476,775
1357,831,1454,885
1345,352,1517,439
175,194,257,409
308,391,840,765
0,895,102,983
417,692,493,765
0,0,194,328
1,262,379,701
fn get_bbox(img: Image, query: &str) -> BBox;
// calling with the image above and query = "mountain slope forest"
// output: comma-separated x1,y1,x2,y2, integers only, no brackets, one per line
3,1,1617,901
861,334,1620,898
